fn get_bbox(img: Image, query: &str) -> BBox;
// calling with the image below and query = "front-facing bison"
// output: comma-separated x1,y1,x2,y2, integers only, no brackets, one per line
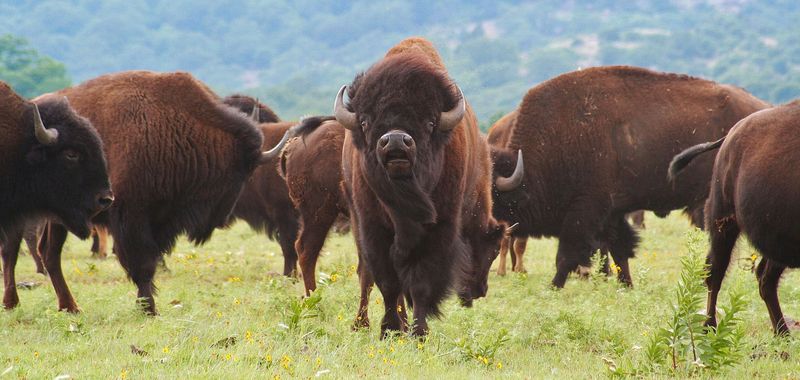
35,71,268,314
334,38,502,337
1,81,112,310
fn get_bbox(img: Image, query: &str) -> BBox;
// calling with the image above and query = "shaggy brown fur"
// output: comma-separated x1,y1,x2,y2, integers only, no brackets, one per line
280,120,349,294
1,81,111,311
221,95,301,276
671,103,800,335
36,71,265,314
231,120,301,276
491,66,768,289
340,38,501,337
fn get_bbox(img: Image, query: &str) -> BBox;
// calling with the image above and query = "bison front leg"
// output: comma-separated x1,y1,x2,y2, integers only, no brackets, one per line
1,228,23,309
552,199,609,288
405,222,464,337
41,223,80,312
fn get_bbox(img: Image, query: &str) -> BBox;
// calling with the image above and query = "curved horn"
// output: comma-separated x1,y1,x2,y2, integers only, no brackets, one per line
250,98,261,122
438,86,466,131
333,85,357,130
258,125,295,165
495,150,524,192
32,103,59,145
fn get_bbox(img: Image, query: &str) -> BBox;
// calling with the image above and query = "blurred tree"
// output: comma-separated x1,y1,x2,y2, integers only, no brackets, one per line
0,34,71,98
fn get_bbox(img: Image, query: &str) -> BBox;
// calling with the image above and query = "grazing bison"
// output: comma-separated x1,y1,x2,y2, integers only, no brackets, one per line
1,81,112,310
222,95,302,276
36,71,268,314
490,66,768,288
333,37,503,337
488,110,646,276
669,103,799,335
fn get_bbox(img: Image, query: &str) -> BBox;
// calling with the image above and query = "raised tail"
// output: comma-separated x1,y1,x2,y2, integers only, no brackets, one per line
667,137,725,181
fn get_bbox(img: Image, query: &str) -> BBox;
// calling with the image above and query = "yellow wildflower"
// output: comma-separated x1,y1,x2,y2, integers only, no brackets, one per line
233,298,241,305
496,361,503,369
375,298,382,305
162,346,170,354
120,369,127,380
33,351,39,359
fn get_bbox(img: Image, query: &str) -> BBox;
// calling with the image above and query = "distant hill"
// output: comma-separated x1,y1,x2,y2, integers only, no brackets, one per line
2,0,798,125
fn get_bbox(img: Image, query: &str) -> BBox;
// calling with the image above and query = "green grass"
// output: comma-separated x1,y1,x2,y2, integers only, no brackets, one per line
2,214,800,379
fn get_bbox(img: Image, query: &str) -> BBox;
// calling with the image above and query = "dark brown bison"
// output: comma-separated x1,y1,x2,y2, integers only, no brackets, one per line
669,103,799,335
1,81,113,310
35,71,269,314
490,66,769,288
221,95,303,276
334,37,503,337
488,110,645,276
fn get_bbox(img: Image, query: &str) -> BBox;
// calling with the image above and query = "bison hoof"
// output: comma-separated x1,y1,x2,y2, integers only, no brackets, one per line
352,318,370,331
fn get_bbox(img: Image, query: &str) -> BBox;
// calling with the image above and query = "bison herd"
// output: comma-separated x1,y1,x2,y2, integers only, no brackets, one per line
0,37,797,337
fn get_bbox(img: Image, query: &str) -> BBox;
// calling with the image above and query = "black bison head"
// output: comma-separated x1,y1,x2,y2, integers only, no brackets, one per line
490,148,527,230
23,97,112,238
334,54,465,223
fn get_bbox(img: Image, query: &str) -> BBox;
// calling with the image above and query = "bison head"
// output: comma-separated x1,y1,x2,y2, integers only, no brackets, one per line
334,54,465,227
490,148,527,229
458,221,505,306
24,97,112,238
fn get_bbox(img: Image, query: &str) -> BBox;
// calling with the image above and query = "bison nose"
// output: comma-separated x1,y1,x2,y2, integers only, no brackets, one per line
97,191,114,210
378,131,414,150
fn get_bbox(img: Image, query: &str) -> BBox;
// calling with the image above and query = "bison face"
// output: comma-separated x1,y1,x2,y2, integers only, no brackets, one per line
334,55,465,185
26,98,112,239
459,221,505,306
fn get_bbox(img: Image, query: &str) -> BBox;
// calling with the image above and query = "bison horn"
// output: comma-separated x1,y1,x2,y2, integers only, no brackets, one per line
438,86,466,132
250,98,261,122
333,85,357,130
32,103,59,145
496,150,524,192
258,126,295,165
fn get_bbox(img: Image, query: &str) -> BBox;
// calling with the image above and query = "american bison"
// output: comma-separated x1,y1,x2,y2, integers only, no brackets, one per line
35,71,269,314
488,110,645,276
334,37,503,336
1,81,113,310
490,66,768,288
278,118,349,294
669,103,798,335
222,95,303,276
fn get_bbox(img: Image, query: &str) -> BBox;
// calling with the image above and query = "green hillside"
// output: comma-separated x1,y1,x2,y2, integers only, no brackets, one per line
2,1,799,125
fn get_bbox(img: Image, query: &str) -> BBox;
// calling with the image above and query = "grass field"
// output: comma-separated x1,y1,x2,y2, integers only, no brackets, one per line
2,213,800,379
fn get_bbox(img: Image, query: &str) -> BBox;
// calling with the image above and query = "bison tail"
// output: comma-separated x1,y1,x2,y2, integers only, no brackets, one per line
667,137,725,182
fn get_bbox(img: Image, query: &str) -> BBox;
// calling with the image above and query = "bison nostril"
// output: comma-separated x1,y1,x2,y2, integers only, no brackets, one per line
378,135,390,148
97,194,114,208
403,135,413,147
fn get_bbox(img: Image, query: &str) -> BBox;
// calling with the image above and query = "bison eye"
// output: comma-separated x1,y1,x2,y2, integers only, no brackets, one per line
63,149,80,163
427,121,436,131
360,120,368,130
